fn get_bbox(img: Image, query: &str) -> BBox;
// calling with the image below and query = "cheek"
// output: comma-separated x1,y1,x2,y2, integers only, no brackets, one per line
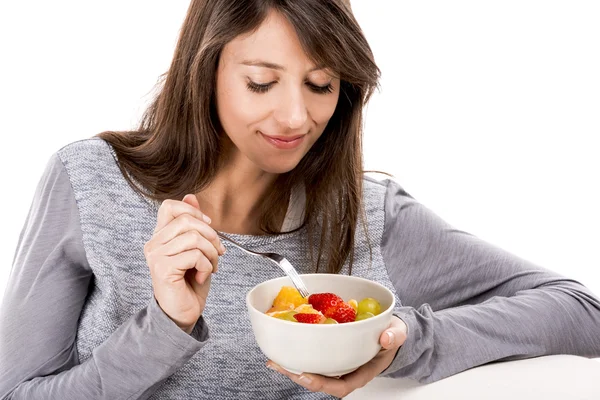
217,81,268,133
308,95,340,128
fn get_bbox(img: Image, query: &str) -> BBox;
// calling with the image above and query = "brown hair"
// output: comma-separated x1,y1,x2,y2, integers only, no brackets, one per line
99,0,380,274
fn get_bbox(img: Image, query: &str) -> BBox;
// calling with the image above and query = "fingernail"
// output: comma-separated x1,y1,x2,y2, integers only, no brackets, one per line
298,375,312,385
220,244,226,254
203,214,211,224
386,331,395,347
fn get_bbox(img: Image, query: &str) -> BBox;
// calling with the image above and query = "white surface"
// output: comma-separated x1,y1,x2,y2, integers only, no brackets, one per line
247,274,394,377
347,355,600,400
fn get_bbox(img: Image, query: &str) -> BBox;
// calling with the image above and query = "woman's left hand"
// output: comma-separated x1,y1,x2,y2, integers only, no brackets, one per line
266,316,408,398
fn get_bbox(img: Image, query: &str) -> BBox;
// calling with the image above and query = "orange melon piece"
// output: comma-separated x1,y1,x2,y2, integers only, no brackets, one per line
294,304,321,314
271,286,308,311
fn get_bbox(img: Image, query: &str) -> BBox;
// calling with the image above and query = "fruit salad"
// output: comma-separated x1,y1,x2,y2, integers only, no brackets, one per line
265,286,382,324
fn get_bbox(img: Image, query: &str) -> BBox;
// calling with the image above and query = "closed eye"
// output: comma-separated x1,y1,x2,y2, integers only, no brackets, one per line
247,81,274,93
306,82,334,94
246,80,334,95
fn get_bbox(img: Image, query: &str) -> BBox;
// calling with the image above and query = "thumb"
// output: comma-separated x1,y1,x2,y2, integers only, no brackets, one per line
380,319,408,350
182,194,200,209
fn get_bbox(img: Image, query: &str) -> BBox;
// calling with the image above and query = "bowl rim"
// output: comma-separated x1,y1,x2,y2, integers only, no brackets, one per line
246,273,396,327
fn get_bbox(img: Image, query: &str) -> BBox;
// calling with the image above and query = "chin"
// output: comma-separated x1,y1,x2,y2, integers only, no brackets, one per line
258,159,302,174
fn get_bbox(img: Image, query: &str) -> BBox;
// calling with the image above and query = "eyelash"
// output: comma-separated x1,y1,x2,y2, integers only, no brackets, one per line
246,81,334,95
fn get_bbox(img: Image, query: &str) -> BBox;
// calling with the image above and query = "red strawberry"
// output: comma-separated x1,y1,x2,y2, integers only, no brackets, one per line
331,303,357,323
308,293,342,318
294,313,325,324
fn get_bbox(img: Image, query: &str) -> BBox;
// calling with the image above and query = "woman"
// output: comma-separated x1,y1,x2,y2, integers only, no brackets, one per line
1,0,599,399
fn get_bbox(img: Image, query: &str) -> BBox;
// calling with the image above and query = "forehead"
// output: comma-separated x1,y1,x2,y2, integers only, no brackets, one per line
221,10,317,71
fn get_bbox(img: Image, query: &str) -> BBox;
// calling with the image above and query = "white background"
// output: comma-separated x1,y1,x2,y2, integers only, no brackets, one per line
0,0,598,301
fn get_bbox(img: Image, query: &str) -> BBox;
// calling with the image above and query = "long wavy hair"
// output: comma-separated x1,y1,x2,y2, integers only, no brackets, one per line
99,0,380,274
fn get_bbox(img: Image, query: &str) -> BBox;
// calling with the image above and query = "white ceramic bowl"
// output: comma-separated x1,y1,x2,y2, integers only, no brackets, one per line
246,273,395,377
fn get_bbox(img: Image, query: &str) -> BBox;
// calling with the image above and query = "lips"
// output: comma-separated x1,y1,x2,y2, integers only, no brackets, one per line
260,132,306,150
263,134,306,142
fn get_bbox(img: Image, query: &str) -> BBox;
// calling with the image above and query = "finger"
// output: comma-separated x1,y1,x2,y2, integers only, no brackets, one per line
152,213,225,255
266,362,350,398
182,193,200,209
181,194,226,256
191,259,213,286
193,268,213,286
151,249,209,281
159,231,219,270
338,356,383,391
340,320,410,389
379,317,408,350
160,231,220,274
155,198,211,233
165,250,213,285
172,250,212,275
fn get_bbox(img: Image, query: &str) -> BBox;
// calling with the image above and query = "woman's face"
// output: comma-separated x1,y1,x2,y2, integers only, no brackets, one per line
215,10,340,174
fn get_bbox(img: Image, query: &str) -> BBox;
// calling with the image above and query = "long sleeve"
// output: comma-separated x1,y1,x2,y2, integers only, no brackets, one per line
0,154,209,399
378,179,600,383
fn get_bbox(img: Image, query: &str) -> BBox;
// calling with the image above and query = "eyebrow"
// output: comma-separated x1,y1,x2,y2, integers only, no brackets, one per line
240,60,325,73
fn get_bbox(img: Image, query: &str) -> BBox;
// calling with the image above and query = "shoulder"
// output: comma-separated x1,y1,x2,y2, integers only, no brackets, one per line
362,174,388,198
55,137,120,177
362,175,420,232
362,175,414,204
36,138,114,184
53,137,124,190
56,137,115,165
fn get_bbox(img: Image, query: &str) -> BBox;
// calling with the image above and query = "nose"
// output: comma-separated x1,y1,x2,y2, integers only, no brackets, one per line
273,88,308,130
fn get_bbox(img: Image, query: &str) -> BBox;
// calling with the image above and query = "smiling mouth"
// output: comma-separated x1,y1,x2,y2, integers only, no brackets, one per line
260,132,306,149
262,134,306,142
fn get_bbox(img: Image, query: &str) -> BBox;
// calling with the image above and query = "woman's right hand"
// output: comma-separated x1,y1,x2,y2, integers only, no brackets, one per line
144,194,226,334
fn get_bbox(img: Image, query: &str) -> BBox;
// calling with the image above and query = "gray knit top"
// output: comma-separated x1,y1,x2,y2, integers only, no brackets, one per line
1,138,599,399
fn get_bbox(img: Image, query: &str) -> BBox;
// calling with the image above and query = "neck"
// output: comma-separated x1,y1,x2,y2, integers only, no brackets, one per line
195,155,284,235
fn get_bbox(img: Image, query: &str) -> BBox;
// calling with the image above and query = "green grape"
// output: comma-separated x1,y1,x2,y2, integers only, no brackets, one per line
275,311,298,322
323,318,338,324
355,312,375,321
357,298,381,316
